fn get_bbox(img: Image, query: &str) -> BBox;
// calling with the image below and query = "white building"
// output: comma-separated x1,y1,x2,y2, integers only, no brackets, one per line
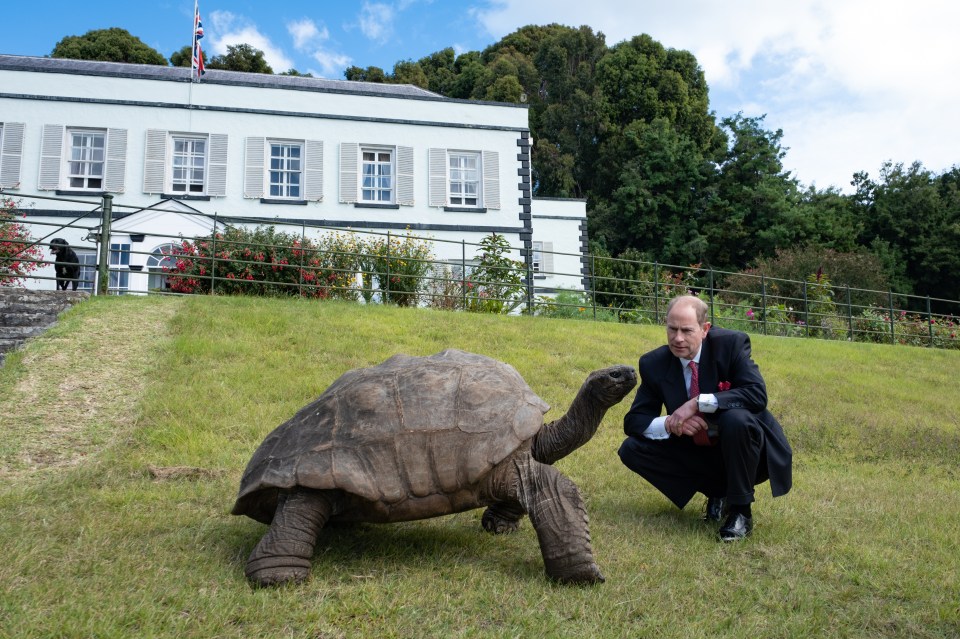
0,54,588,296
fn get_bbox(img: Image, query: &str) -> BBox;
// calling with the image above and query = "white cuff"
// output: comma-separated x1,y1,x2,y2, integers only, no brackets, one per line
643,416,670,440
698,393,719,413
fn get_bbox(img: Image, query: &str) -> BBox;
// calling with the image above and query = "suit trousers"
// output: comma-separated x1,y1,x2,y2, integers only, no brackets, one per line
618,409,769,509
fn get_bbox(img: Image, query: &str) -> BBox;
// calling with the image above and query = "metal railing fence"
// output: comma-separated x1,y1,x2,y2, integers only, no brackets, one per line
2,191,958,350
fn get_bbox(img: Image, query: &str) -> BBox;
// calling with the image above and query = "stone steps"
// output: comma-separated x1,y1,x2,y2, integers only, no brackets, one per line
0,289,90,366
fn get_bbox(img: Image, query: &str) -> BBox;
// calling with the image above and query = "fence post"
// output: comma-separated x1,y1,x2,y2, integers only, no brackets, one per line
654,262,660,324
802,279,809,337
709,269,716,326
927,296,934,346
591,253,597,321
210,214,218,295
888,290,896,345
96,194,113,296
761,274,767,336
298,222,306,298
461,240,467,310
385,231,391,305
846,286,853,341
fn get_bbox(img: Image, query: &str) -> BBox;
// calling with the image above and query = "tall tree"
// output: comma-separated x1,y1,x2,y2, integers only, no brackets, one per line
206,44,273,74
169,45,205,68
51,28,167,65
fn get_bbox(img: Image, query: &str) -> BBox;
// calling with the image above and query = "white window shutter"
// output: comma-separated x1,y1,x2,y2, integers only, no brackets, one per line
143,129,167,194
104,128,127,193
339,142,358,203
482,150,500,210
543,241,554,273
397,145,414,206
38,124,64,191
304,140,324,201
244,137,264,198
0,122,25,189
207,133,228,197
428,148,447,207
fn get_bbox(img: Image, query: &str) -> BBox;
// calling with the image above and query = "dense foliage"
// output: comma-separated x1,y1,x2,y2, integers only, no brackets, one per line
48,23,960,305
51,28,168,65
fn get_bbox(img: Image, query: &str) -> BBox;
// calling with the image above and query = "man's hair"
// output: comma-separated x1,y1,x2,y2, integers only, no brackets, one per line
666,294,708,325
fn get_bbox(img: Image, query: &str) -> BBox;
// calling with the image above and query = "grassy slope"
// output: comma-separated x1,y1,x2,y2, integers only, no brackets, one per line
0,295,958,638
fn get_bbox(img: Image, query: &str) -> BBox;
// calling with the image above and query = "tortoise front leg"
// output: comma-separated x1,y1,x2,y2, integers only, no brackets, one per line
485,455,604,584
244,488,336,587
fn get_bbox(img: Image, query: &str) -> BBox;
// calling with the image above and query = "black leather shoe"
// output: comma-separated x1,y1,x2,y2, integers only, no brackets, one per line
717,512,753,541
703,496,726,522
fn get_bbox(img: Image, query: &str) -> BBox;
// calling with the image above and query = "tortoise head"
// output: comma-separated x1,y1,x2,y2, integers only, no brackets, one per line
583,364,637,409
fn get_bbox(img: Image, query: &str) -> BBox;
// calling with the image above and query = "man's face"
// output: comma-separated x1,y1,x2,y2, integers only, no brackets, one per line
665,303,710,359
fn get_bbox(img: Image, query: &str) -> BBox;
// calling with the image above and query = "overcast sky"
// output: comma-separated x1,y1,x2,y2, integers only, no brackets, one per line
6,0,959,193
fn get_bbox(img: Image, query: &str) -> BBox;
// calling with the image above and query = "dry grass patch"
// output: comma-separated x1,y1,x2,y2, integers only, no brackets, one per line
0,295,182,478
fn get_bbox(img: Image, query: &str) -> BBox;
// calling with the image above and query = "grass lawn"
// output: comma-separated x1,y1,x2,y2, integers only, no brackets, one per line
1,295,958,638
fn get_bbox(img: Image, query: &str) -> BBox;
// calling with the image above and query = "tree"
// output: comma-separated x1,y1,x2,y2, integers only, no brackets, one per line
169,45,206,68
345,65,387,82
206,44,273,74
51,28,167,65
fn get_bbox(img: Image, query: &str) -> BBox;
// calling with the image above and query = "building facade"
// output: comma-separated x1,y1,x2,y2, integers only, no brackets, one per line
0,54,588,295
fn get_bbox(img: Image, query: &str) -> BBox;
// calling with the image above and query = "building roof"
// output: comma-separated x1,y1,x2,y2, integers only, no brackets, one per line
0,54,444,101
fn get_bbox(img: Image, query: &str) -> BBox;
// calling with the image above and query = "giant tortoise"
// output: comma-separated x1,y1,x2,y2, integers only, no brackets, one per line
232,349,636,586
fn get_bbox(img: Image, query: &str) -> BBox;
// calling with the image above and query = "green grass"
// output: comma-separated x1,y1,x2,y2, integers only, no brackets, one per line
1,295,958,638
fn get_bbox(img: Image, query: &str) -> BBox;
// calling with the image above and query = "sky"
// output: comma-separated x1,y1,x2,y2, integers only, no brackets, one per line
5,0,959,194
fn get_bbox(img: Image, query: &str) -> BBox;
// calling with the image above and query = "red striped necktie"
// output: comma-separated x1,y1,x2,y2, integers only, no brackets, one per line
689,361,716,446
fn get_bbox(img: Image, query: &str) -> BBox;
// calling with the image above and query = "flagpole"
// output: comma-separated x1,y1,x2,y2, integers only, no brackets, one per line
191,0,198,83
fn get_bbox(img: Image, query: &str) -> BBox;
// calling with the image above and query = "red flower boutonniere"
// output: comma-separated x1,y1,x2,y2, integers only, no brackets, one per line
717,381,731,392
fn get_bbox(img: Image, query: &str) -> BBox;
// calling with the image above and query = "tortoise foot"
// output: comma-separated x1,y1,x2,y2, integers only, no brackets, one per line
480,505,523,535
245,557,311,588
548,561,605,585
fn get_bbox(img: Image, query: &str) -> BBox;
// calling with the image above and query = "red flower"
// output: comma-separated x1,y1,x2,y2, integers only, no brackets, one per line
717,381,731,392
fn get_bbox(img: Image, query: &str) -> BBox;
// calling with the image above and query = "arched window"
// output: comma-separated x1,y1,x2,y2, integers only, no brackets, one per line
146,243,178,291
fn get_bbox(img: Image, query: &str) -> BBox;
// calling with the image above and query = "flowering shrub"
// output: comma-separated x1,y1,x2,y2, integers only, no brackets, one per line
465,233,526,314
166,226,358,298
0,198,44,286
365,231,434,307
852,307,959,349
534,289,617,322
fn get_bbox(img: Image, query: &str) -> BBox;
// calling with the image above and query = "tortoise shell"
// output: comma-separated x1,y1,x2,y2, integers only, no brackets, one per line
232,349,550,523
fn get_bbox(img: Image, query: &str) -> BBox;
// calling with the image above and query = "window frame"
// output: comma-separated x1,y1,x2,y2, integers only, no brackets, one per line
65,128,106,191
267,141,304,200
109,242,131,293
75,251,97,292
170,135,208,195
447,151,481,208
360,147,394,204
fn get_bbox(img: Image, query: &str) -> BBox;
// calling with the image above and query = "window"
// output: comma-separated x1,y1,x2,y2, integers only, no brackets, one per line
448,152,480,206
146,243,178,291
76,252,97,292
531,241,553,276
269,143,302,199
243,138,322,202
428,148,499,210
109,243,130,293
66,130,105,190
338,143,413,206
171,136,206,193
143,129,227,197
361,149,393,203
38,125,127,193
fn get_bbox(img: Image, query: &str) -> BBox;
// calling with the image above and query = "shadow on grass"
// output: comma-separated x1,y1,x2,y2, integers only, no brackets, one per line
209,511,550,586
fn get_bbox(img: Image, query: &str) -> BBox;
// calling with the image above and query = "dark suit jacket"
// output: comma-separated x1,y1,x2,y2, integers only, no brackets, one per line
623,327,792,498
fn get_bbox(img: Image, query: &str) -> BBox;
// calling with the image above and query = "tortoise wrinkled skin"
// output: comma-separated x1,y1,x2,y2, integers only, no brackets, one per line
232,349,636,587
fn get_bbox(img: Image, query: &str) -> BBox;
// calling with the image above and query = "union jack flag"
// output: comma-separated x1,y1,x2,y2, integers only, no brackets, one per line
192,2,206,80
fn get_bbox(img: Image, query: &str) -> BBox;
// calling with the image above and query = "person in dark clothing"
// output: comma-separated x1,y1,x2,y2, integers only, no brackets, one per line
618,295,792,541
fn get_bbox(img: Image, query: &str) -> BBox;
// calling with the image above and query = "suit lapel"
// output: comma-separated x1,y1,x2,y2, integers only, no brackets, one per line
664,356,687,412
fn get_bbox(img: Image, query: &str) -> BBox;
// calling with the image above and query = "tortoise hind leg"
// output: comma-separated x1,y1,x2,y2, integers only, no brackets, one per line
244,488,336,587
486,455,604,584
481,502,525,534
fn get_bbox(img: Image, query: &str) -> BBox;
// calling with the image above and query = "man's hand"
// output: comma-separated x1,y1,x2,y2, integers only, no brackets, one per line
664,398,709,437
